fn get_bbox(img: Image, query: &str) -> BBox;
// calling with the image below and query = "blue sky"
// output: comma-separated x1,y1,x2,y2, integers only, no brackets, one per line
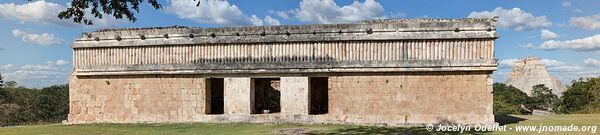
1,0,599,87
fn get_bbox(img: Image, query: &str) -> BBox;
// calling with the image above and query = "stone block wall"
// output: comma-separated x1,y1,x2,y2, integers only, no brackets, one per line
280,77,310,115
327,72,494,125
68,72,494,125
68,75,209,123
223,78,254,114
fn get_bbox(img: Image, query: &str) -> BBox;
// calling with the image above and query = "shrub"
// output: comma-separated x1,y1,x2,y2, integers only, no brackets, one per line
493,83,529,115
0,82,69,126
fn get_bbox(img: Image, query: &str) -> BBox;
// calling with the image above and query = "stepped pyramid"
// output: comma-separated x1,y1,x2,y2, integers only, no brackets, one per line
505,57,567,97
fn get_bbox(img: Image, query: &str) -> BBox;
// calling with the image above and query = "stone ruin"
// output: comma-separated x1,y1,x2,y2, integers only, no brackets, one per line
505,57,567,97
68,18,499,126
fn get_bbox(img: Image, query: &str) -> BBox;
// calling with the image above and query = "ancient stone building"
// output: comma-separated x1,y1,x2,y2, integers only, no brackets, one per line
505,57,567,97
68,18,499,125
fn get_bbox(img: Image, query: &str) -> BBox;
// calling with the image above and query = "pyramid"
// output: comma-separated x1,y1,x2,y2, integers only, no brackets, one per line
505,57,567,97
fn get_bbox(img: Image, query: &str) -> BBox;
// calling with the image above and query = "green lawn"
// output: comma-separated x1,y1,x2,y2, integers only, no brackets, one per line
492,114,599,135
1,114,598,135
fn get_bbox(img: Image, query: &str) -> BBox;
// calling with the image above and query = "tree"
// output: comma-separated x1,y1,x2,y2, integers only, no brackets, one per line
493,83,530,115
0,82,69,126
4,81,18,88
554,77,600,114
33,84,69,122
0,85,35,125
25,0,203,25
0,103,20,127
528,84,558,110
555,88,592,113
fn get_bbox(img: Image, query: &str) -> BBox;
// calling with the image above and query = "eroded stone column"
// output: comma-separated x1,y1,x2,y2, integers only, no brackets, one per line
280,77,310,115
483,74,495,125
224,77,254,114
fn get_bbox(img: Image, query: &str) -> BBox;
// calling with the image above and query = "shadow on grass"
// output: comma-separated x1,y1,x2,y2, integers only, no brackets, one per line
495,115,527,126
305,126,490,135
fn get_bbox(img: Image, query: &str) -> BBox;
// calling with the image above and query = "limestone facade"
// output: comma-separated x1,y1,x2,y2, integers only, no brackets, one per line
223,78,254,114
68,18,499,125
327,72,494,125
280,77,310,115
69,75,209,123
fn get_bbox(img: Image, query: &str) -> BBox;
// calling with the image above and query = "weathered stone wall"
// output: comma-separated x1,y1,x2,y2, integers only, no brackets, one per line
68,72,493,125
280,77,310,115
73,40,497,76
71,18,498,76
223,78,254,114
68,75,209,123
327,72,494,125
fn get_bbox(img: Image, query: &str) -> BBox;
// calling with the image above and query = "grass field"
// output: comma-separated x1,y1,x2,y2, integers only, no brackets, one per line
0,114,598,135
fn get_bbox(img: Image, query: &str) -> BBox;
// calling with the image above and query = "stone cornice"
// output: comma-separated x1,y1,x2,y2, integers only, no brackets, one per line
72,18,498,48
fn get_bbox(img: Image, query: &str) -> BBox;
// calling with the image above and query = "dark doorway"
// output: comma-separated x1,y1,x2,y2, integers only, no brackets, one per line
208,78,224,114
310,77,328,114
254,78,281,114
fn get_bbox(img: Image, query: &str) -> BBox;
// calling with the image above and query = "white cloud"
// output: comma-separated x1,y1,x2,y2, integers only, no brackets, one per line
264,16,280,25
561,1,583,13
280,0,385,24
547,65,584,72
0,60,70,88
166,0,279,26
569,14,600,30
521,43,536,49
2,64,13,70
540,62,596,84
499,59,517,68
11,29,63,45
274,11,290,19
539,34,600,51
540,29,559,40
546,64,600,83
56,60,68,66
0,1,65,25
499,58,565,68
0,1,121,27
584,58,600,66
46,59,68,66
496,58,600,84
540,59,566,67
248,15,281,26
468,7,551,31
385,11,407,18
249,15,264,26
562,1,572,7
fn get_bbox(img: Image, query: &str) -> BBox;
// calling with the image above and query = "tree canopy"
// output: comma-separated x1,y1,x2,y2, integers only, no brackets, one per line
492,83,529,115
554,77,600,114
24,0,206,25
0,82,69,126
528,84,558,110
55,0,164,25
